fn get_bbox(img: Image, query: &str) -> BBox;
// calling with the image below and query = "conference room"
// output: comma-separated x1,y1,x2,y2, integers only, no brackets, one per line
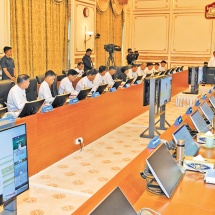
1,0,215,214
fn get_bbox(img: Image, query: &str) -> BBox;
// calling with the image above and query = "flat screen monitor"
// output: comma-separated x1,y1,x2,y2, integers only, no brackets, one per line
146,144,184,198
18,99,45,118
123,78,134,87
0,108,7,119
190,110,210,133
90,187,137,215
200,102,214,123
0,124,29,205
143,78,150,106
198,66,204,84
77,88,92,100
95,84,108,94
172,125,199,156
159,76,172,107
51,93,70,108
159,71,165,75
209,95,215,109
204,67,215,84
164,69,170,75
180,66,184,71
112,80,122,89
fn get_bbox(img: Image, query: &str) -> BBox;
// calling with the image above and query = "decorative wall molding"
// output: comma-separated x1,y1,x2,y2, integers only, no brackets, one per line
138,56,168,61
173,0,212,10
134,0,170,10
171,56,210,62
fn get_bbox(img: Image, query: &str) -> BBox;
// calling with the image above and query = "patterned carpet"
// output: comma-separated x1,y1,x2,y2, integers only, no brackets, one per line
14,96,187,215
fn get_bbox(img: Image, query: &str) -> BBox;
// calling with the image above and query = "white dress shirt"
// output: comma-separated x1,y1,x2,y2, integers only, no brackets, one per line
137,67,146,78
7,85,27,112
58,77,77,95
159,65,165,72
208,56,215,67
145,67,154,75
75,68,84,77
104,72,114,87
127,69,138,79
38,81,54,103
76,76,94,93
93,73,107,87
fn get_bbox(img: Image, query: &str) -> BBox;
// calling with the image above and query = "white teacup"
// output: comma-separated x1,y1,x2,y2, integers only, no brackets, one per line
205,136,214,148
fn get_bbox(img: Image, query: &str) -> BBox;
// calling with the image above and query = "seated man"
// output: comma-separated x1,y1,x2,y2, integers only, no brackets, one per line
118,66,129,82
145,62,154,76
154,63,160,73
76,69,97,93
127,64,138,79
58,69,78,95
75,62,84,77
104,66,116,87
159,60,167,72
38,70,56,103
93,65,107,87
137,62,147,78
7,74,30,112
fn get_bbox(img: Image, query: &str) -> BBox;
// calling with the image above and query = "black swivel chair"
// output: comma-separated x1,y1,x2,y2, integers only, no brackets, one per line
57,74,66,82
36,75,45,84
26,78,38,101
0,80,15,107
51,75,58,97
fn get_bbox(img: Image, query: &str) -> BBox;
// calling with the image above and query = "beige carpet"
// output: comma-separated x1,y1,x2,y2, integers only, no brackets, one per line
14,96,187,215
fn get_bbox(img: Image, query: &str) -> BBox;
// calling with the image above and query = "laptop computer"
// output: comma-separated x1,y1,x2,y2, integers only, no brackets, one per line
200,102,214,124
123,78,134,87
112,80,122,89
0,107,7,119
51,93,71,108
146,73,152,78
209,95,215,109
172,124,199,156
18,99,45,118
77,88,92,100
95,84,108,94
190,110,210,133
90,187,137,215
134,75,143,83
146,143,184,198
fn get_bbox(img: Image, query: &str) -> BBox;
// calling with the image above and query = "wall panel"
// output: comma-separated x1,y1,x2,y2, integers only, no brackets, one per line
134,0,170,10
173,0,212,10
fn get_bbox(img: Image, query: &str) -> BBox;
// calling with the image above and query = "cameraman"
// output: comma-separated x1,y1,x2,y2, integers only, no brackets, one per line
126,48,139,65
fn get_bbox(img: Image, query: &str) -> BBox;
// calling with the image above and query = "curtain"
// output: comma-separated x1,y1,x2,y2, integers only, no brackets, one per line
96,3,123,67
10,0,68,77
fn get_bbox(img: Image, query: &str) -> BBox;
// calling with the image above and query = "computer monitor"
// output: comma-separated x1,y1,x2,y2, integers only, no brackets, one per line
180,66,184,71
77,88,92,100
51,93,70,108
159,76,172,107
159,71,165,75
0,107,7,119
18,99,45,118
90,187,137,215
198,66,204,84
164,69,170,75
200,102,214,123
209,95,215,109
123,78,134,87
146,144,184,198
95,84,108,94
190,110,210,132
172,125,199,156
112,80,122,89
175,67,180,72
0,124,29,210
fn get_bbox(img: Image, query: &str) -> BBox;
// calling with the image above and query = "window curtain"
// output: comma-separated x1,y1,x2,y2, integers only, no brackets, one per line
96,2,123,67
10,0,68,77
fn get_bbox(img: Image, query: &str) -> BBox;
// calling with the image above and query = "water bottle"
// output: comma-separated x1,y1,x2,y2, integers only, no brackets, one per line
177,139,185,165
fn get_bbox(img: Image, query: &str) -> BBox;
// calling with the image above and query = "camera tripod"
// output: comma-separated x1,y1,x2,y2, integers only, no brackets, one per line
106,52,116,68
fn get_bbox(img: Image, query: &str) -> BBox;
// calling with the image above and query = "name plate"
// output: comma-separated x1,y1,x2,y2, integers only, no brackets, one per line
134,80,141,85
195,100,201,106
208,89,213,94
92,92,100,98
202,94,207,100
174,116,183,126
69,98,79,104
186,107,192,115
109,87,116,92
147,135,161,149
41,105,53,113
124,83,130,88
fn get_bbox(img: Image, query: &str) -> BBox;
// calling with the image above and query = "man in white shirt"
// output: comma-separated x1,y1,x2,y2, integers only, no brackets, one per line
38,70,56,103
159,60,167,72
93,65,107,87
208,51,215,67
7,74,30,112
76,69,97,93
127,64,138,79
75,62,84,77
154,63,160,73
58,69,78,95
104,66,116,87
137,63,147,77
145,62,154,76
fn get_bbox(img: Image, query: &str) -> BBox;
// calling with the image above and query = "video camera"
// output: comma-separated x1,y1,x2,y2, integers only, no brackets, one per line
104,44,121,54
130,51,139,61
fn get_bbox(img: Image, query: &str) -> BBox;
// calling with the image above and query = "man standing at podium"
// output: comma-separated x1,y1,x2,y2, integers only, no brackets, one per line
82,48,93,74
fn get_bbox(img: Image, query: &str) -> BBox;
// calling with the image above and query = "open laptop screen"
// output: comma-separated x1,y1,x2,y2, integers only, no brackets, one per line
209,95,215,109
172,124,199,156
146,144,184,198
200,102,214,123
90,187,137,215
190,110,210,132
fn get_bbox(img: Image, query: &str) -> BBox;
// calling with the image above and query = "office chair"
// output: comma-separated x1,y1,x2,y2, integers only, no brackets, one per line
36,75,45,84
51,75,58,97
57,74,66,82
26,78,38,101
0,80,15,107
